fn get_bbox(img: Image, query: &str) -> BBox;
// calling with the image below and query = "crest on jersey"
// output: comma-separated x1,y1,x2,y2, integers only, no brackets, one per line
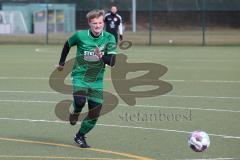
114,17,118,21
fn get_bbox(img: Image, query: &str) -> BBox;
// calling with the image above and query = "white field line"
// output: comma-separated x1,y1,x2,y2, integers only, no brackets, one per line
0,90,57,94
161,95,240,100
0,117,240,140
166,80,240,83
164,59,240,62
0,99,240,113
0,99,58,104
1,76,240,83
33,48,240,63
0,90,240,100
119,104,240,113
169,67,238,70
0,77,57,80
96,124,240,139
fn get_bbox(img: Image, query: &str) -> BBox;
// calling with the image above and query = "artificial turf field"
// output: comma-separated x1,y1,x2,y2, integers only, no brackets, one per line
0,44,239,160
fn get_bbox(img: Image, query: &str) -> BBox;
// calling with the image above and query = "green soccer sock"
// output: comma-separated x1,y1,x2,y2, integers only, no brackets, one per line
77,119,97,136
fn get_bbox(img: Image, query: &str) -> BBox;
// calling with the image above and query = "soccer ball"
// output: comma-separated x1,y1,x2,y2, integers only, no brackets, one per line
188,131,210,152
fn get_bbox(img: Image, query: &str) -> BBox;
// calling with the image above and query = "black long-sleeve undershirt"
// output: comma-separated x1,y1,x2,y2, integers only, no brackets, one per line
59,41,70,66
102,54,116,67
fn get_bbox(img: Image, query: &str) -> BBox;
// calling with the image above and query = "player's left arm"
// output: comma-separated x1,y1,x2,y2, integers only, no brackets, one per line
95,36,117,67
103,35,117,67
101,54,116,67
94,47,116,67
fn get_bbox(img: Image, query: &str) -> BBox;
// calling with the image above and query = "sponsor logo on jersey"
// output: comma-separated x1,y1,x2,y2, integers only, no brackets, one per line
83,48,104,62
84,50,104,56
84,51,96,56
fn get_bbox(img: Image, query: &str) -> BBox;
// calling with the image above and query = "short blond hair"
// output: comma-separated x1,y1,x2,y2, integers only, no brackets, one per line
86,9,105,21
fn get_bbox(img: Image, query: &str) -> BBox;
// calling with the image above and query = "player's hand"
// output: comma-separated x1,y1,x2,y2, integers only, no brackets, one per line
119,35,123,41
94,46,103,58
57,65,64,71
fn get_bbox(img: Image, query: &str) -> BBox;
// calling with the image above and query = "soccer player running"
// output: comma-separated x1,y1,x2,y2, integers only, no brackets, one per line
104,5,123,43
57,9,116,148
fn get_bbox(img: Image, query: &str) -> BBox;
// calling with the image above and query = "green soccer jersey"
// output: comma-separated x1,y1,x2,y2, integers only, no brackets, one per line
68,29,116,91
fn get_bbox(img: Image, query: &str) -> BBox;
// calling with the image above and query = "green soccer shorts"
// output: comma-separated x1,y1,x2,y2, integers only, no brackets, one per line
72,77,103,104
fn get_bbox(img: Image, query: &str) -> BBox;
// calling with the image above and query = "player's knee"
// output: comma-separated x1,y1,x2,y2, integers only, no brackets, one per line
73,94,86,108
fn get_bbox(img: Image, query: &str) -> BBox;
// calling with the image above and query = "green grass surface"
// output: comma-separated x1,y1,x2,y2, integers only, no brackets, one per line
0,45,240,160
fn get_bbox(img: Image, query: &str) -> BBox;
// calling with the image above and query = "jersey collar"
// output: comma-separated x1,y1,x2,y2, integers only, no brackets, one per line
88,30,103,39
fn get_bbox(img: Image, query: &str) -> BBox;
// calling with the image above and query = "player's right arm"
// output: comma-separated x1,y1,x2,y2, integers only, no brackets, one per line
57,32,79,71
58,41,70,71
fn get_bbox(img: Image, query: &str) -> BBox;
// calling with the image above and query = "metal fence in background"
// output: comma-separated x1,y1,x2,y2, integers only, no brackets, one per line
0,0,240,45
